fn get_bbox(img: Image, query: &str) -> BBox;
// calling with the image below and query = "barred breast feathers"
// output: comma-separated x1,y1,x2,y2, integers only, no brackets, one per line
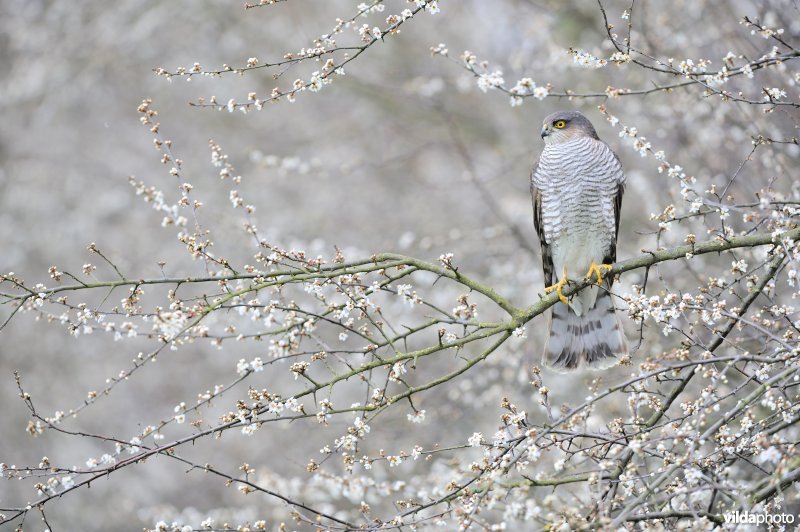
533,138,622,244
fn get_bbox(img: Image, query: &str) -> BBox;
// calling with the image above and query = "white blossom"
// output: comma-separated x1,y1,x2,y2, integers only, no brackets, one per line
571,49,607,68
468,432,483,447
764,87,787,100
477,70,504,92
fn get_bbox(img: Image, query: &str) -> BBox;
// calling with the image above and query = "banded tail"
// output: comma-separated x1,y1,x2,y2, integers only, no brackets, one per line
544,288,628,371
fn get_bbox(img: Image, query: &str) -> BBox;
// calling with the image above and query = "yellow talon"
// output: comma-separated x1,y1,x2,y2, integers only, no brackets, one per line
586,262,613,285
545,267,569,305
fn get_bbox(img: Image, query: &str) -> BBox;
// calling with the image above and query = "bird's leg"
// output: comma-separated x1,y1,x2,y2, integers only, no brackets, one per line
544,267,569,305
585,261,613,285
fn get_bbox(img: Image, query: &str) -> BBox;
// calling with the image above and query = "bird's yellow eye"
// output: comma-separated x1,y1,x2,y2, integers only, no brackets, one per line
554,120,566,129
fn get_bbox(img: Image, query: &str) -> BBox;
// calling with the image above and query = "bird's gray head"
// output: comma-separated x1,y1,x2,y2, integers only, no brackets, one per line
540,110,599,144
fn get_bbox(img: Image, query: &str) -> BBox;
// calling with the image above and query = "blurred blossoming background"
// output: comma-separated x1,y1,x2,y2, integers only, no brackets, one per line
1,0,799,529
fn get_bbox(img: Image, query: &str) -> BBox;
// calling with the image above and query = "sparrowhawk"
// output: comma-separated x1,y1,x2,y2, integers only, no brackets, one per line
531,110,629,371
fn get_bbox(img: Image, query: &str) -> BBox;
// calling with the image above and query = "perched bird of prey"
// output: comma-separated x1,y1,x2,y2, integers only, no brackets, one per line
531,110,629,370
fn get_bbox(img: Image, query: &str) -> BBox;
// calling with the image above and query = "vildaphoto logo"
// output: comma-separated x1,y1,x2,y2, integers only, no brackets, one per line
723,511,795,525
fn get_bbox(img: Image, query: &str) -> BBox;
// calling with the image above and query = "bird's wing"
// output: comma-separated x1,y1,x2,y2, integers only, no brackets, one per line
606,182,624,265
614,183,624,242
531,171,554,287
603,148,626,285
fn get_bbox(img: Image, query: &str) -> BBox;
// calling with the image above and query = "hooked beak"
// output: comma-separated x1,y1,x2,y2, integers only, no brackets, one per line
540,124,550,138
